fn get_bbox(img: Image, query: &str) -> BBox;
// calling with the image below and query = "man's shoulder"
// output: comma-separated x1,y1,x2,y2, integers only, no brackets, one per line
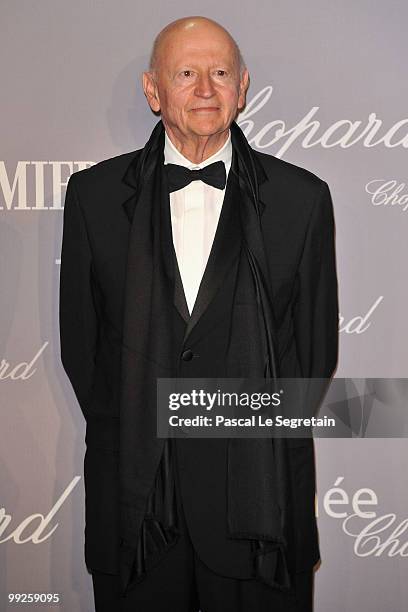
253,149,325,193
69,148,142,191
251,149,332,225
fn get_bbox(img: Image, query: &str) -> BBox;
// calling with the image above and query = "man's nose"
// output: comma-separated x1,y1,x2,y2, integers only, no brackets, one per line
194,74,216,97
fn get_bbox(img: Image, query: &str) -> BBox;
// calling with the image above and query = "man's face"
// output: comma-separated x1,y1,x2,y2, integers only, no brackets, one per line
143,25,249,139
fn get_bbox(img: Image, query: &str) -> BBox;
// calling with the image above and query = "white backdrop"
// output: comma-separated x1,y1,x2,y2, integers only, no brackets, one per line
1,2,407,610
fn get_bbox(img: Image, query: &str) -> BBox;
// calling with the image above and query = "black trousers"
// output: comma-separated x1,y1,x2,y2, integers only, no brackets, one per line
92,555,313,612
91,482,314,612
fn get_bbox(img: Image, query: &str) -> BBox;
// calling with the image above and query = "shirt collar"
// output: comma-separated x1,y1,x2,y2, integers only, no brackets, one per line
164,128,232,177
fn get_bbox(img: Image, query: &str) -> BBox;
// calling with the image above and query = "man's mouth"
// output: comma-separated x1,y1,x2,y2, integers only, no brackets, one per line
190,107,219,112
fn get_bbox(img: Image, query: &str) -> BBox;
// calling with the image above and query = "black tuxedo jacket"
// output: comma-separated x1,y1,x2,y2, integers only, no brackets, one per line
59,128,339,578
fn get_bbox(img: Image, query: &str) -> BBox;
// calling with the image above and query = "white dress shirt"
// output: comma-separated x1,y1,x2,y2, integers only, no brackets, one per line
164,130,232,314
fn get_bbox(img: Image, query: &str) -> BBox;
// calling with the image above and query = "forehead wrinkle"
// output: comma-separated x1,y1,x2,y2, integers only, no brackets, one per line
163,46,239,80
171,52,236,68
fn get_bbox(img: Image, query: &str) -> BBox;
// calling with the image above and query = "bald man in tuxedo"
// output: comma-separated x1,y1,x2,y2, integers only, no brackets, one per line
59,15,338,612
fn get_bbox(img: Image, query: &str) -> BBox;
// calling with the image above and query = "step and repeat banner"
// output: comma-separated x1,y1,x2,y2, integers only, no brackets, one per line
1,2,407,610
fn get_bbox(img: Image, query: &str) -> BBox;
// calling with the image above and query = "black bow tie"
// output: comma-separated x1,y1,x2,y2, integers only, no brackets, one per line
165,160,226,193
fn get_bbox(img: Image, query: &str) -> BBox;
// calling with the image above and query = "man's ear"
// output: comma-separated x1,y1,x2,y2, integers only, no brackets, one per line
237,68,250,112
142,71,161,113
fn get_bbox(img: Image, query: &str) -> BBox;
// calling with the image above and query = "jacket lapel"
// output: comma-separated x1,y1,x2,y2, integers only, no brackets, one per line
173,247,190,323
181,152,241,342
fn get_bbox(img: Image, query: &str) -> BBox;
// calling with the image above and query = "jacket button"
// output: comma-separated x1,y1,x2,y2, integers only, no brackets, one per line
181,349,194,361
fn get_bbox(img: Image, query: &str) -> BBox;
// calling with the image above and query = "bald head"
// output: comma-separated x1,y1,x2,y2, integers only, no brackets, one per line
148,16,246,78
142,16,250,163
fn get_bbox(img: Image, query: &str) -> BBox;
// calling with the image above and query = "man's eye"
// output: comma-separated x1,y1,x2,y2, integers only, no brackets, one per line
216,70,227,76
182,70,193,77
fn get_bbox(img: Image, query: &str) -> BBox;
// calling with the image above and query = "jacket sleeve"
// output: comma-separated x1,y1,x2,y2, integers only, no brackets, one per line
292,180,339,381
59,173,99,420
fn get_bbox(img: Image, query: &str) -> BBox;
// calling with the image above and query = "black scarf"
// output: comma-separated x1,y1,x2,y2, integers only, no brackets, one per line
119,119,294,595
